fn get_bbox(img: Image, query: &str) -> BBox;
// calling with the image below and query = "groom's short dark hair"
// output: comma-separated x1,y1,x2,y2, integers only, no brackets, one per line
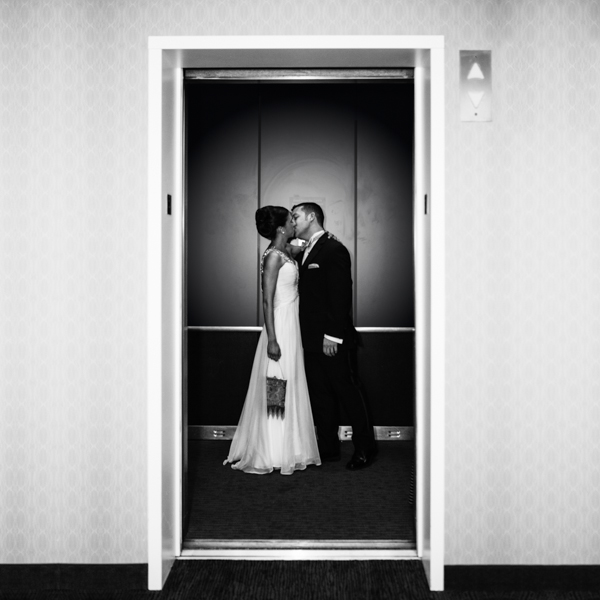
292,202,325,227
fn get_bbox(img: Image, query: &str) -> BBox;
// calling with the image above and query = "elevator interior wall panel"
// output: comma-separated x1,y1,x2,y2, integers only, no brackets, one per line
187,330,261,426
356,81,415,328
356,331,415,426
188,330,414,427
186,82,259,326
185,80,416,430
260,83,356,317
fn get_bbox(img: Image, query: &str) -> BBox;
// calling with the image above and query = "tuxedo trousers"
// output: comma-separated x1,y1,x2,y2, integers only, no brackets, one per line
304,347,374,457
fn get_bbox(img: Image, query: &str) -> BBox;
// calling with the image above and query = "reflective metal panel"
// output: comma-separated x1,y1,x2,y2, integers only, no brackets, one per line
259,83,356,325
186,82,259,326
356,81,415,327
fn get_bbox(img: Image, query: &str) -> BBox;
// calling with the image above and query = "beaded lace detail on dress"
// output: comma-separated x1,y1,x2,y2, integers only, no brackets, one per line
260,248,298,299
260,247,296,275
260,248,298,293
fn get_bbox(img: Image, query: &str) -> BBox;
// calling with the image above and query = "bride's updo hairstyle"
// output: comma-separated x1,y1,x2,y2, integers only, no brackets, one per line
256,206,289,240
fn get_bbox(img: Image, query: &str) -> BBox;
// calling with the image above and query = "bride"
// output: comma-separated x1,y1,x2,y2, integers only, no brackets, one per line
224,206,321,475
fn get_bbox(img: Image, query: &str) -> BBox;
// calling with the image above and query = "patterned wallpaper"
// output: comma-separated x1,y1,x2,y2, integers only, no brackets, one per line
0,0,599,565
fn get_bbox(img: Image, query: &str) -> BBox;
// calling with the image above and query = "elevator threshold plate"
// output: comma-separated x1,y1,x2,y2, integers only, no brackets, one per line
180,540,417,560
183,539,415,551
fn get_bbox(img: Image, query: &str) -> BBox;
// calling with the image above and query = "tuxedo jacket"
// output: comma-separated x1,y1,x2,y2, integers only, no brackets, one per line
297,232,358,353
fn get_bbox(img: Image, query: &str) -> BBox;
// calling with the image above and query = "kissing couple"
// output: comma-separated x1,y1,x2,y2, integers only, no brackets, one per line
224,202,377,475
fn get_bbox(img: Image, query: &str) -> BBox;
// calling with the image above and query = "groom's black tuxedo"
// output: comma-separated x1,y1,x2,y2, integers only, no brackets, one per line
297,232,357,353
297,232,375,462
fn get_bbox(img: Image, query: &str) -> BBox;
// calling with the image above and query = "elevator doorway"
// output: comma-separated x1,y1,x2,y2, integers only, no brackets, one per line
148,35,446,591
183,74,416,550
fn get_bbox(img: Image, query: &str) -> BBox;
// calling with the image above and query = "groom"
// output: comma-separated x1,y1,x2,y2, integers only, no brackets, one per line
291,202,377,470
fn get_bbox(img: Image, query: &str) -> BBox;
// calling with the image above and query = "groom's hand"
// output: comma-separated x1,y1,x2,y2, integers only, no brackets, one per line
323,337,338,357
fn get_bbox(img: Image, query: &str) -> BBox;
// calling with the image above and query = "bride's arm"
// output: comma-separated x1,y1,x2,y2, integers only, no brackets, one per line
262,251,283,361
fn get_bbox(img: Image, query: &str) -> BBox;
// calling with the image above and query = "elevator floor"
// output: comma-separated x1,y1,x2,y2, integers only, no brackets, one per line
185,440,415,543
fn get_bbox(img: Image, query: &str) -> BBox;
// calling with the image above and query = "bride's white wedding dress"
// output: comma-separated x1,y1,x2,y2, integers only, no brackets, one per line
224,248,321,475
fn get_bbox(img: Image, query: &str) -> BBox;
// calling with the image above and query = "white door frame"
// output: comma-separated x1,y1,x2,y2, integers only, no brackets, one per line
147,35,445,591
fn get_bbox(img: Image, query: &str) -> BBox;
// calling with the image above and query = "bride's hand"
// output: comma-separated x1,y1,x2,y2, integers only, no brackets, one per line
286,242,303,258
267,340,281,361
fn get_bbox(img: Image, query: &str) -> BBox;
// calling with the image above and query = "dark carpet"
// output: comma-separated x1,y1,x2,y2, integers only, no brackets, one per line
3,561,600,600
186,440,415,542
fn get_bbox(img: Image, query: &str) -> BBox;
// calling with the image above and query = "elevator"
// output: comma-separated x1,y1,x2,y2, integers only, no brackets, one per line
183,72,416,549
147,35,446,591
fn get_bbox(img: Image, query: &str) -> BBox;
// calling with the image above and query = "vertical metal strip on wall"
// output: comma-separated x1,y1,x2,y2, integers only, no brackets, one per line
353,87,359,323
257,84,262,326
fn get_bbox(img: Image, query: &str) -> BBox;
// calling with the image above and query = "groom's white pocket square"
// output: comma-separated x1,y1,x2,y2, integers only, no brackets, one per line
308,264,320,269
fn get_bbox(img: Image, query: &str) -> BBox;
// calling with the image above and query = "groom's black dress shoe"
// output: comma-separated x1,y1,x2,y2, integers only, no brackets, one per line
346,448,377,471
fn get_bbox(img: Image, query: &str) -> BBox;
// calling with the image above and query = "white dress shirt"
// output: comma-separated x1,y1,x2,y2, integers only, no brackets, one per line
301,230,326,264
